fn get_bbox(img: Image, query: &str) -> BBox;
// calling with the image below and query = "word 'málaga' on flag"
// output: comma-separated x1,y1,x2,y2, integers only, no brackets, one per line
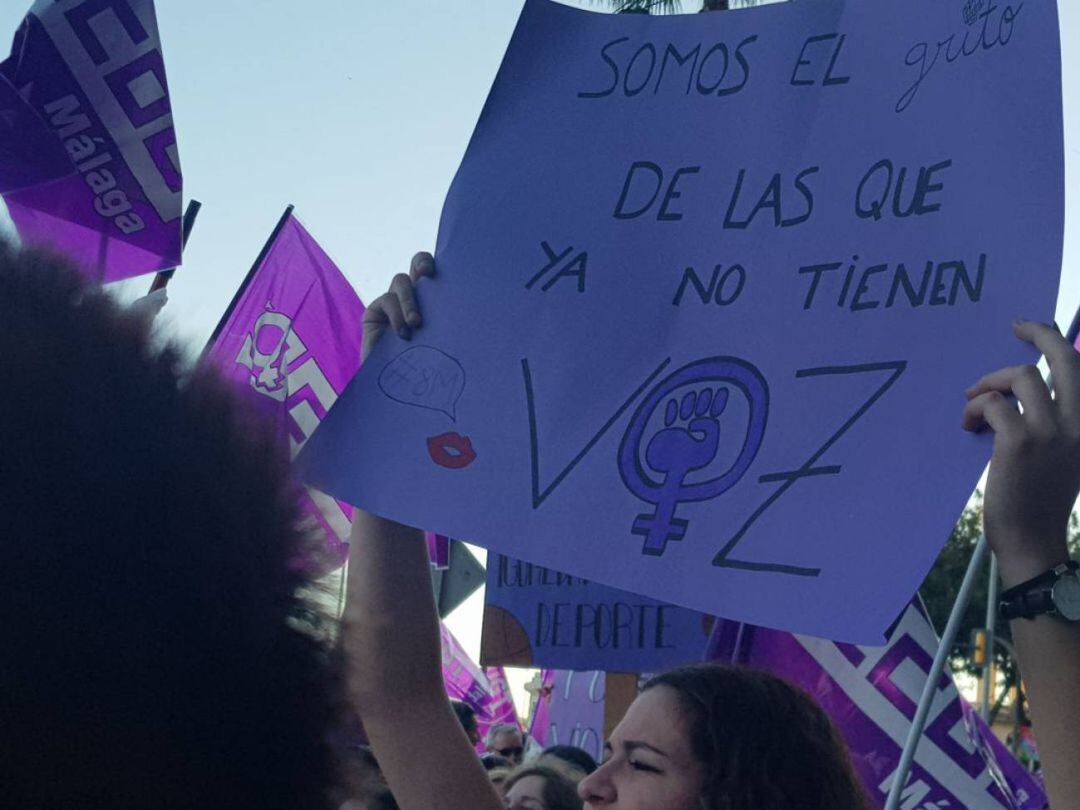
0,0,182,281
300,0,1065,643
482,552,711,672
706,600,1046,810
204,208,364,575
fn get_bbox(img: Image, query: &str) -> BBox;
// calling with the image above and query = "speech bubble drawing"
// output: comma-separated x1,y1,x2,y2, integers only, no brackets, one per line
378,346,466,421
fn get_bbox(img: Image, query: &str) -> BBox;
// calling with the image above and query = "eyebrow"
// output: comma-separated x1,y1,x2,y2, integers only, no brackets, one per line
604,739,671,759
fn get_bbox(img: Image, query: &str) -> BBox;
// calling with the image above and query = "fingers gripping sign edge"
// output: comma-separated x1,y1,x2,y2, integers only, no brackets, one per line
965,364,1054,430
962,389,1024,435
410,251,436,283
390,273,421,329
1014,320,1080,419
361,253,434,362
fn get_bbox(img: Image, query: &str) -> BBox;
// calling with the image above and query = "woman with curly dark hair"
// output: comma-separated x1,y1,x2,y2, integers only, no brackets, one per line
0,246,342,808
576,666,870,809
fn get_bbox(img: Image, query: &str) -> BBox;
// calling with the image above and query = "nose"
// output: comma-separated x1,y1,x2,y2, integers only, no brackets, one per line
578,762,616,804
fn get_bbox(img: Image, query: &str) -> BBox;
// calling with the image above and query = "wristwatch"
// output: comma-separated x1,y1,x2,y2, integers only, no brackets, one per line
999,561,1080,621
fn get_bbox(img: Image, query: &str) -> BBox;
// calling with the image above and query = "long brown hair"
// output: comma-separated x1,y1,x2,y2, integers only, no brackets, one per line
644,665,871,810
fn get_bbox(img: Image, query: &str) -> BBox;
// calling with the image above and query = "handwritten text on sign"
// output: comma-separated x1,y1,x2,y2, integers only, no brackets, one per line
302,0,1063,643
481,552,710,671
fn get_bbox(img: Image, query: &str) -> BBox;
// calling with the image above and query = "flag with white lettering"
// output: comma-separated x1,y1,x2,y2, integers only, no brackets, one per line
478,666,522,745
204,208,364,576
441,622,494,713
0,0,182,281
705,601,1046,809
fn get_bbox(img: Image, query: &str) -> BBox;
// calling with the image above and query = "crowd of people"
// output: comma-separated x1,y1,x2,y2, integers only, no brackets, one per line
2,242,1078,809
335,713,599,810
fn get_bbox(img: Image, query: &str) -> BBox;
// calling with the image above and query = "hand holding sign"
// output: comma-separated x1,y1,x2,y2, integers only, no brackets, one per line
963,321,1080,587
361,253,434,362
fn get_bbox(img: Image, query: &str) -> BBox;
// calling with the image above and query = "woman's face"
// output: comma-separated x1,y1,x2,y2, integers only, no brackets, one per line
504,774,548,809
578,686,704,810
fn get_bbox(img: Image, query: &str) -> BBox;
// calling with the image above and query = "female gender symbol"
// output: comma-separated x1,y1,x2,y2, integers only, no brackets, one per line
617,356,769,557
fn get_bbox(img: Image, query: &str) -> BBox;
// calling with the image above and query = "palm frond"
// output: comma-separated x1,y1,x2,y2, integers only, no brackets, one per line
589,0,764,13
586,0,683,13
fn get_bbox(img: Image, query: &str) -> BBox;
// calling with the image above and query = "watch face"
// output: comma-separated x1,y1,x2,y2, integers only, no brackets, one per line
1053,575,1080,622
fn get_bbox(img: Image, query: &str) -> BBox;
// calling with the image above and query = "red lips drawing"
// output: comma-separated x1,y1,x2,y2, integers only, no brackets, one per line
427,432,477,469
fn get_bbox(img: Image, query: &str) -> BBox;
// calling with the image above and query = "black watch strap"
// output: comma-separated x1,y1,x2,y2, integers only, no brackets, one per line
999,561,1079,621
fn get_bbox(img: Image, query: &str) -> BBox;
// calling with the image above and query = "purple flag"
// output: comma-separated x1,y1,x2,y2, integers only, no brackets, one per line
1,0,182,281
441,622,491,707
706,601,1046,809
441,622,498,736
0,72,72,193
428,533,451,570
441,629,522,752
528,669,606,763
204,209,364,575
478,666,522,744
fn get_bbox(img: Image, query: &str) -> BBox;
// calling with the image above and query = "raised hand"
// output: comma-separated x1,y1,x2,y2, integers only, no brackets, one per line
962,319,1080,586
361,251,435,362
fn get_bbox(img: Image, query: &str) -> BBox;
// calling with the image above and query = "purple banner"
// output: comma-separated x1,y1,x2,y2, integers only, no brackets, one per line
707,601,1045,809
1,0,183,281
441,622,492,710
478,666,522,746
204,211,365,575
441,626,523,752
482,552,710,671
528,669,606,763
428,533,451,570
0,72,72,193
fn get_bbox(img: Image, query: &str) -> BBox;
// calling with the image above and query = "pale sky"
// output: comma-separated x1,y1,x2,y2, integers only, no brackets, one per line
2,0,1078,719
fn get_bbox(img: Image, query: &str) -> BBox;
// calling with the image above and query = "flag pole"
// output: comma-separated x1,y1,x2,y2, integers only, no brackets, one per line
888,306,1078,807
202,203,294,356
885,534,989,810
980,554,999,721
147,199,202,293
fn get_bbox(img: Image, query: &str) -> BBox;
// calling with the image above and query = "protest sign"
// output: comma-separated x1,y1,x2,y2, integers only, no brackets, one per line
301,0,1064,642
528,669,607,763
482,552,710,671
205,207,365,575
0,0,182,281
706,600,1046,809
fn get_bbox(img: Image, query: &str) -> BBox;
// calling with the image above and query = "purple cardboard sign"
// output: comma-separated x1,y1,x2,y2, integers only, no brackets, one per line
300,0,1064,642
482,552,710,672
204,211,365,575
706,600,1046,809
0,0,183,281
528,669,606,763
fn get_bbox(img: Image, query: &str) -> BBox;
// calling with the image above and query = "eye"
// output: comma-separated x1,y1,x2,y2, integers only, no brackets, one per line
629,759,662,774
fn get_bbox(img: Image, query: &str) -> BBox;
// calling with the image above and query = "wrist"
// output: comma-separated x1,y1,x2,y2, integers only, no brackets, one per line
993,537,1071,589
